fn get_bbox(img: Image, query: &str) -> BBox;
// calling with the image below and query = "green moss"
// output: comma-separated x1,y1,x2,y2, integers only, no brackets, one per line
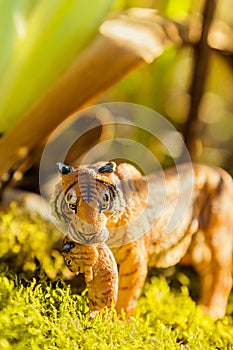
0,203,67,280
0,204,232,349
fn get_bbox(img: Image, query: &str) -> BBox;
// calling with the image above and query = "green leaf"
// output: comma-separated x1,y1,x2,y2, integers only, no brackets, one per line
0,0,114,132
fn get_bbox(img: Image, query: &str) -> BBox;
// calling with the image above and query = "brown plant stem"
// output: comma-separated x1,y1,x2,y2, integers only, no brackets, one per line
183,0,217,159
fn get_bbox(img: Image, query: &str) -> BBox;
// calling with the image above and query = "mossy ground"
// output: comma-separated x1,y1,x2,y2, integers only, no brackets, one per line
0,204,232,350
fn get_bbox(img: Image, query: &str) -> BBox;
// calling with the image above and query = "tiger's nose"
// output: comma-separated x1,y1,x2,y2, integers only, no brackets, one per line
77,201,107,231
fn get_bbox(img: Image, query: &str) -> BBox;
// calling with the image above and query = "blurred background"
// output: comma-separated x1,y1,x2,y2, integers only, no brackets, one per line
104,0,233,172
0,0,232,196
0,0,232,327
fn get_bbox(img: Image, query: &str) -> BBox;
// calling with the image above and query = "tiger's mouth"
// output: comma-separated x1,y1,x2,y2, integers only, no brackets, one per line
77,231,98,243
68,225,109,244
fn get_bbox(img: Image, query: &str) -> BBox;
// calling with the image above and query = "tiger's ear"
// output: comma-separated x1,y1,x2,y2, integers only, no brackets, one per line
56,162,74,175
98,162,116,174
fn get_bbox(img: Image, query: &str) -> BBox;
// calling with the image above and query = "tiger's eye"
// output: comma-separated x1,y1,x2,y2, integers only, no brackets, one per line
99,203,109,213
68,203,77,212
99,193,110,213
101,203,108,209
66,259,72,266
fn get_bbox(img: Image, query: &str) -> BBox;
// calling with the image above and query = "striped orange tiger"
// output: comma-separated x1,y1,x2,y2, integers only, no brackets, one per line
51,161,233,318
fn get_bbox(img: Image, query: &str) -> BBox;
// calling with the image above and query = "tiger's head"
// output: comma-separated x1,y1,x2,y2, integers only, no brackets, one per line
51,161,126,244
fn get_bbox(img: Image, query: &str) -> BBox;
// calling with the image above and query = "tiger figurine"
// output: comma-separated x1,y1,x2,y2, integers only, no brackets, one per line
50,161,233,318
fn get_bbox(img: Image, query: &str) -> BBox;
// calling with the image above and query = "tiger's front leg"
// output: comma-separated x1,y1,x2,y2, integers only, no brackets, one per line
88,244,118,318
113,239,148,316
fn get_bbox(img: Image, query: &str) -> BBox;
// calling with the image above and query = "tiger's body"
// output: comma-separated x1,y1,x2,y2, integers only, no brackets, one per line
51,161,233,318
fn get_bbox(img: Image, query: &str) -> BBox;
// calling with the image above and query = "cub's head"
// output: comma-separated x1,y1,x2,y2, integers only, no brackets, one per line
51,161,125,244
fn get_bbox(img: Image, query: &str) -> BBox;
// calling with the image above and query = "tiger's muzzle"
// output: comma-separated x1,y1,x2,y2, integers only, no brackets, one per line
67,216,109,244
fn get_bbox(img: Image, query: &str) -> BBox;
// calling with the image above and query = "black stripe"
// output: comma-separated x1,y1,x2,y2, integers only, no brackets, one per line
155,218,194,258
120,267,138,277
64,180,79,196
102,289,114,296
99,270,111,279
117,248,132,264
90,293,105,306
82,192,97,203
70,222,76,236
99,277,113,284
61,198,70,222
133,180,142,200
89,298,97,307
54,187,62,212
77,172,90,178
108,184,117,199
118,286,129,291
216,176,224,195
127,179,134,192
54,191,70,223
96,179,117,196
54,188,64,221
78,184,95,191
119,180,128,198
86,181,96,203
107,235,124,246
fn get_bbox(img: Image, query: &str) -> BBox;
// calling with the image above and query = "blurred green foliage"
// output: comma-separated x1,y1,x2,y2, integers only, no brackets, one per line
104,0,233,174
0,0,114,132
105,48,233,172
0,203,66,280
0,0,232,172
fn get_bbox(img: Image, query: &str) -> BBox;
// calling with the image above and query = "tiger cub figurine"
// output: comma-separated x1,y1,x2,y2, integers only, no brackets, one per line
51,161,233,318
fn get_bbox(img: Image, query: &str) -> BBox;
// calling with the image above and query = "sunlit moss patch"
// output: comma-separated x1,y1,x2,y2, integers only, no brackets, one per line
0,204,232,350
